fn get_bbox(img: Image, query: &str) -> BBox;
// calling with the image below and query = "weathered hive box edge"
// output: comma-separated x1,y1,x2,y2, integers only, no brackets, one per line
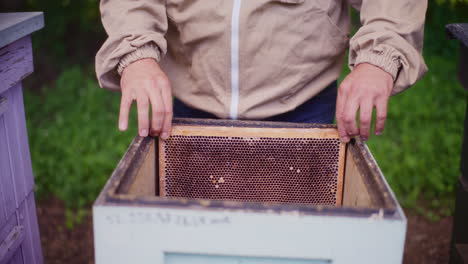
93,118,406,264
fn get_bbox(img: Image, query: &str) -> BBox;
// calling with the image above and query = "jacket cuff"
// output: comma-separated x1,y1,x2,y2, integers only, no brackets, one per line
353,49,402,81
117,43,161,75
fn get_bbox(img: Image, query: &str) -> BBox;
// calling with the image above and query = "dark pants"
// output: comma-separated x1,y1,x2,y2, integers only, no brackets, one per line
173,81,338,124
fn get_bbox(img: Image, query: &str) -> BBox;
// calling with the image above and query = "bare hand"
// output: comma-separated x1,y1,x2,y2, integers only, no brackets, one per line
119,58,173,139
336,63,394,143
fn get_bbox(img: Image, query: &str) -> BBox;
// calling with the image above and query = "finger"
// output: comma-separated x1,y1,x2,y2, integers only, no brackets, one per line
136,95,150,137
148,90,164,137
336,91,349,143
359,99,373,141
160,80,173,140
119,94,133,131
342,94,360,138
374,96,389,136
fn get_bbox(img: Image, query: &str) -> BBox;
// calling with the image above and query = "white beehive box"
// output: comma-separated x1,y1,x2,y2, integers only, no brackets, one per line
93,119,406,264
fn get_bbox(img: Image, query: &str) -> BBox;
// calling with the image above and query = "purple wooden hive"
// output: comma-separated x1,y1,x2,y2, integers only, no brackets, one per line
0,12,44,264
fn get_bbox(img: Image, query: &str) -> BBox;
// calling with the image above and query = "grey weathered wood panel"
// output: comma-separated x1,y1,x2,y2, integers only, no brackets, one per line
0,114,16,229
0,13,44,49
2,84,33,207
10,83,34,197
0,214,18,251
16,194,41,264
0,69,42,264
0,210,22,264
0,12,44,264
0,36,34,94
0,226,24,264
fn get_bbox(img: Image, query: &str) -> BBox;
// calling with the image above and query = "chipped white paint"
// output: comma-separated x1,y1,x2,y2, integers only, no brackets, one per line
94,204,406,264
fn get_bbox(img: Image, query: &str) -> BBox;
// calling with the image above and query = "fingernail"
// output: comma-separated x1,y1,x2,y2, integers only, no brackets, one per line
361,136,368,141
341,136,350,143
119,121,126,131
140,129,148,137
375,131,382,136
161,132,169,140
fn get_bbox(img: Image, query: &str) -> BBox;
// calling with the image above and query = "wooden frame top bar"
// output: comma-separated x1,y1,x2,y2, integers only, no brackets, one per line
168,125,340,139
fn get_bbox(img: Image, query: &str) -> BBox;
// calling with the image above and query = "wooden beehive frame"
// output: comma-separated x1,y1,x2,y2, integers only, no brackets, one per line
100,118,397,218
158,125,346,205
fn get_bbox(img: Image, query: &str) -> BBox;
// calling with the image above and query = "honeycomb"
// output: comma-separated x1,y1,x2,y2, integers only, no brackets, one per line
160,127,344,206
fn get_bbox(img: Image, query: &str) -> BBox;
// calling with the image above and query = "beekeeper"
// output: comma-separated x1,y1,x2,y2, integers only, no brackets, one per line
95,0,427,142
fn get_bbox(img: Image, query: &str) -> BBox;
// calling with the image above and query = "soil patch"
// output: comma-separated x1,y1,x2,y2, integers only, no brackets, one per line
37,197,94,264
404,211,453,263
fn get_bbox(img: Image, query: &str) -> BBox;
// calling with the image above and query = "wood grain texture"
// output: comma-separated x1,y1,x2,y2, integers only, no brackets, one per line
1,83,34,208
169,125,341,139
0,97,7,117
0,114,17,230
0,209,24,264
349,139,397,210
0,23,43,263
341,145,374,208
10,83,35,197
0,225,24,264
0,12,44,49
335,143,346,205
0,213,19,256
0,37,33,94
15,194,42,264
114,137,155,195
158,139,166,196
127,140,155,196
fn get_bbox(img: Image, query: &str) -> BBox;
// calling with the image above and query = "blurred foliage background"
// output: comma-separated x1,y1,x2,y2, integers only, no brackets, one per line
1,0,467,223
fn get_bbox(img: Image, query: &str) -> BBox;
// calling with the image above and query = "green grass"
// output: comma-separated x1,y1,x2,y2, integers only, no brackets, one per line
24,66,137,225
365,56,467,216
24,55,466,223
338,55,467,217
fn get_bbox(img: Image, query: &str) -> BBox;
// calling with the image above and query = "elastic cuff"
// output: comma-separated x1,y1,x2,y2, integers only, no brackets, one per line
353,49,402,81
117,43,161,75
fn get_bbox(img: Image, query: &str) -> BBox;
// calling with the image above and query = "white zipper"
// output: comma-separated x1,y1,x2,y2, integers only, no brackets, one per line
230,0,242,120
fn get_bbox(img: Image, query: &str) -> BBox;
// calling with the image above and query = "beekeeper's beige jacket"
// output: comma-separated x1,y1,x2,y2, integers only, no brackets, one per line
96,0,428,119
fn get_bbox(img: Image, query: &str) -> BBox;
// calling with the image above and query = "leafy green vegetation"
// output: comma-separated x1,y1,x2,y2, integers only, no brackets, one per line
24,67,137,219
367,56,467,215
338,54,467,218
